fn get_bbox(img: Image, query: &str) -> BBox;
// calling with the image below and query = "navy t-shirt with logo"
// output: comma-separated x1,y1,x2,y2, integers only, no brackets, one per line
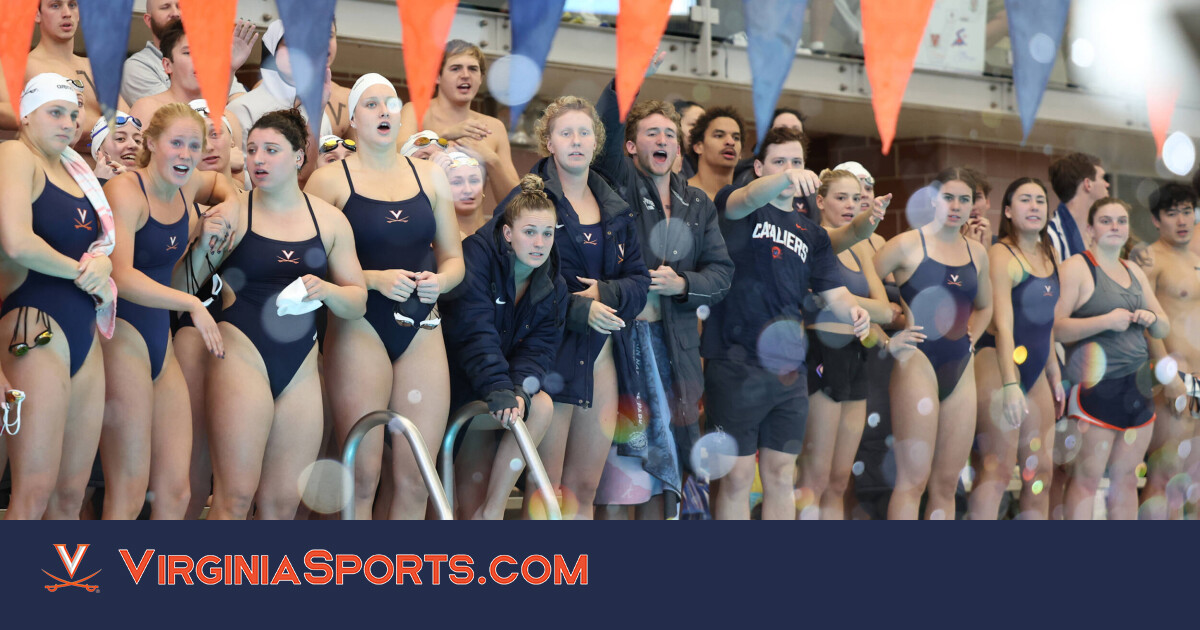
701,185,844,373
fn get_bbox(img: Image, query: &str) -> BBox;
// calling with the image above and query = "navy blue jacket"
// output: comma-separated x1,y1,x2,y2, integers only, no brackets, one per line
442,213,568,414
595,79,734,471
495,158,651,406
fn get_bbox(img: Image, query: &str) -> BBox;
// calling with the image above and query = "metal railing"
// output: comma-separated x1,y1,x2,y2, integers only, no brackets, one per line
341,410,452,520
441,401,562,520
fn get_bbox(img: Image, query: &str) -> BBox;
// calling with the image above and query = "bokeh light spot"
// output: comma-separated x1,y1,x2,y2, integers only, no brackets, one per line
1031,479,1044,495
1155,356,1179,385
1013,345,1028,365
1163,132,1195,177
690,432,738,481
1029,33,1056,64
487,55,543,107
867,412,880,428
297,459,352,515
917,397,933,416
1070,39,1095,67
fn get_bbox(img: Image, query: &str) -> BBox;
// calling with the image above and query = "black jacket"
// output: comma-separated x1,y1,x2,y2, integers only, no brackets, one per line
595,79,734,471
442,214,568,414
495,157,650,406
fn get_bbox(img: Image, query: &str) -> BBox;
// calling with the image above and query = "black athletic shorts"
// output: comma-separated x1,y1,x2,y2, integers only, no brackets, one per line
703,358,808,457
806,331,868,402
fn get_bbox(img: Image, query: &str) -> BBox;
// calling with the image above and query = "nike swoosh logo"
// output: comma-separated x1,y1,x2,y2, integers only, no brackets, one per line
556,224,565,229
495,297,506,305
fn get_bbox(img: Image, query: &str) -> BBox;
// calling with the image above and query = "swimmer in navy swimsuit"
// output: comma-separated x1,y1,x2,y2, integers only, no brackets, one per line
0,74,115,519
305,74,464,520
796,169,896,521
968,177,1064,521
874,168,992,521
197,109,366,520
98,103,239,520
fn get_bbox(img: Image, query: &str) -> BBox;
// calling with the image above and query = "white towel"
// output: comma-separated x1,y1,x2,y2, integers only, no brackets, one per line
276,277,323,316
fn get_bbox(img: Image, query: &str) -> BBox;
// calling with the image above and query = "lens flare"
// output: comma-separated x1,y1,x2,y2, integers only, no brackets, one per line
1155,356,1179,385
487,55,542,107
298,459,352,514
690,432,738,481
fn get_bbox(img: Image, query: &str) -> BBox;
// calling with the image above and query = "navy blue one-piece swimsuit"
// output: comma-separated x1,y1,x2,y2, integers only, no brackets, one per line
217,192,328,398
340,159,437,362
0,176,100,376
115,172,191,380
976,243,1059,392
898,231,978,401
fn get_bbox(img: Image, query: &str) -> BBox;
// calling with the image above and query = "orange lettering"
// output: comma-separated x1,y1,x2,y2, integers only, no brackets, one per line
119,549,155,585
304,549,333,585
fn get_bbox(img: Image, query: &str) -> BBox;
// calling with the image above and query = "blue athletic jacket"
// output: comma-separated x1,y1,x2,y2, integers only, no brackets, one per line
495,158,651,406
442,213,569,414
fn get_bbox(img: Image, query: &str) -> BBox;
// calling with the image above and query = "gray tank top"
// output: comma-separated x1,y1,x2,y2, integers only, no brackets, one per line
1068,252,1148,380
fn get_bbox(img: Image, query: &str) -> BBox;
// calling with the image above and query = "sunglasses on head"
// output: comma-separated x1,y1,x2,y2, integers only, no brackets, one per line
65,78,85,91
412,136,449,149
319,138,357,154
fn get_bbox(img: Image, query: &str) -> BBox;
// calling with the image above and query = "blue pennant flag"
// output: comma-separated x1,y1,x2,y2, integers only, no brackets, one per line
1006,0,1070,142
77,0,134,119
744,0,808,146
276,0,337,139
508,0,567,127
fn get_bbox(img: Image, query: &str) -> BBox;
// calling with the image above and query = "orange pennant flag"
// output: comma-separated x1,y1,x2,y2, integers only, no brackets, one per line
861,0,935,155
1146,82,1179,157
0,0,40,110
179,0,237,126
396,0,460,129
616,0,673,121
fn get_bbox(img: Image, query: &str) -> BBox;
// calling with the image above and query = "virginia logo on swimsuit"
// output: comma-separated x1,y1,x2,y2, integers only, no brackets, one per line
74,208,93,231
618,243,625,264
166,236,178,252
582,232,598,246
43,544,101,593
1044,284,1054,297
947,274,963,287
277,250,300,264
387,209,409,224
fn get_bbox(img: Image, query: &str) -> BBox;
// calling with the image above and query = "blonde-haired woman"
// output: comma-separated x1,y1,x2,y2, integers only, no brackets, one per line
503,95,649,518
99,102,237,519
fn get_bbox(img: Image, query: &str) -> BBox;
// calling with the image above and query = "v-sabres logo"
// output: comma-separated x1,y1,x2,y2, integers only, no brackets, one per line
43,544,101,593
277,249,299,264
387,209,409,224
947,274,963,287
74,208,93,231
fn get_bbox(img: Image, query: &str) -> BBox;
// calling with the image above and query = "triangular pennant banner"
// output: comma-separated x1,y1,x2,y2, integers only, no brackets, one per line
396,0,460,130
180,0,237,126
861,0,936,154
1147,82,1180,157
616,0,673,121
508,0,567,127
277,0,338,139
1005,0,1069,142
0,0,40,111
77,0,133,121
744,0,809,146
